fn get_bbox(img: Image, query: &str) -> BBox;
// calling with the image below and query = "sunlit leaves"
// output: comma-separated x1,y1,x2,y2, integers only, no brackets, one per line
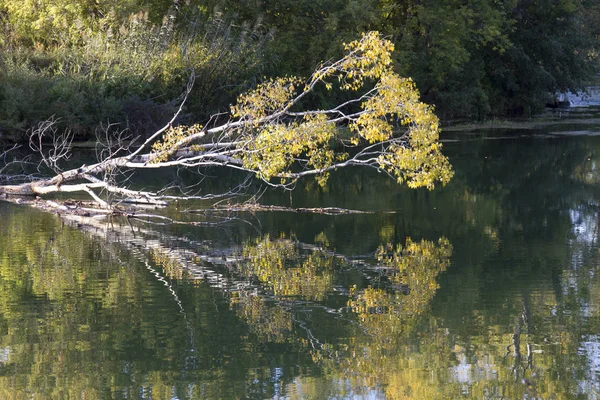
305,31,395,91
351,73,424,143
337,31,395,90
0,0,168,45
229,31,453,189
150,123,203,162
231,76,303,121
348,72,454,188
241,114,336,184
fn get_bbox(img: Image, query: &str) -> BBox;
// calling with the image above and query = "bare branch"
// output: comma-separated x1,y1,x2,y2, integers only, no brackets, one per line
28,117,73,173
0,145,40,184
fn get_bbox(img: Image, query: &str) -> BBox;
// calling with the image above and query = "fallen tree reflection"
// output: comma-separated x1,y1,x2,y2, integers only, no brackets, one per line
2,203,598,399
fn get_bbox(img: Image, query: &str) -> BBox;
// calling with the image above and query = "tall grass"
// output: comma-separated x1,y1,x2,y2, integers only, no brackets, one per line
0,10,269,142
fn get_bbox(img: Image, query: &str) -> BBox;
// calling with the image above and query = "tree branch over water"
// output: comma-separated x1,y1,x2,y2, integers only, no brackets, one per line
0,32,453,215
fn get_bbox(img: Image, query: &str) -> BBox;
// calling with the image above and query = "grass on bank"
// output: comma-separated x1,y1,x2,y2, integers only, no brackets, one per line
0,12,267,143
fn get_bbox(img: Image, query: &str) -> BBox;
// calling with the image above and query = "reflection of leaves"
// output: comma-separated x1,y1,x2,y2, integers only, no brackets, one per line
350,238,452,333
151,248,185,280
234,232,457,397
231,234,341,344
240,235,336,301
301,237,454,397
230,291,293,343
235,234,453,355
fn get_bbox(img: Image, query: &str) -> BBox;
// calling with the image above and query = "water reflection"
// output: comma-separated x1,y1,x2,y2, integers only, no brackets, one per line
0,202,455,398
3,117,600,397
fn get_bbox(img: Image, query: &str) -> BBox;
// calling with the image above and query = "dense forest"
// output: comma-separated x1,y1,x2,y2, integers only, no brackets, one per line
0,0,598,141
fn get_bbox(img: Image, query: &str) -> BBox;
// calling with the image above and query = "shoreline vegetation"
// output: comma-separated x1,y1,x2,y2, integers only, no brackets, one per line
443,109,600,132
0,0,598,144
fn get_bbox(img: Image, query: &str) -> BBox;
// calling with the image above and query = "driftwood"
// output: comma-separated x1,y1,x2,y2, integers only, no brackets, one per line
1,192,396,221
1,194,117,217
208,203,397,215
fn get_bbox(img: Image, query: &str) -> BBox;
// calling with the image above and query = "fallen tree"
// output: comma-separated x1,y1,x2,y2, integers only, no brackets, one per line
0,32,453,213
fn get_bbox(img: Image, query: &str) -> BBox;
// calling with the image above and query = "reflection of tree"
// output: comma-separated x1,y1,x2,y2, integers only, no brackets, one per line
349,238,452,339
304,238,453,399
229,234,338,347
225,232,456,398
228,232,455,398
0,207,264,399
240,235,336,301
231,292,294,344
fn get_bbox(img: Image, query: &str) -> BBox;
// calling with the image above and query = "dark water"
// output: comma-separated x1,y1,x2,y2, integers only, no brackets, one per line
2,108,600,399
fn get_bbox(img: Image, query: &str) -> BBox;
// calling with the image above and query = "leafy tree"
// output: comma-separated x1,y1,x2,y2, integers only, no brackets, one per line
0,32,453,209
203,0,381,75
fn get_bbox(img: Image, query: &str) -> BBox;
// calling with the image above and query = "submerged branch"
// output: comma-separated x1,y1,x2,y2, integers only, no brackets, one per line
208,203,396,215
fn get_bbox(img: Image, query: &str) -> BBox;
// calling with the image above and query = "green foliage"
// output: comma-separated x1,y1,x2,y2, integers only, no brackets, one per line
215,0,598,118
381,0,598,117
0,2,267,140
1,0,597,140
207,0,381,76
0,0,172,45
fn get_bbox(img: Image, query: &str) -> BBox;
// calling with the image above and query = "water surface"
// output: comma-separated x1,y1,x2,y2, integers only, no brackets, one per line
2,108,600,399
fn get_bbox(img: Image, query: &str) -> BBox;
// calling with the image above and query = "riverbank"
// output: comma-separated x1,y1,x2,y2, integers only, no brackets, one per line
443,104,600,135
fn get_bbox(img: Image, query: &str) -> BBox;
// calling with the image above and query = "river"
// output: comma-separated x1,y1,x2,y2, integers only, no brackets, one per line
2,107,600,399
